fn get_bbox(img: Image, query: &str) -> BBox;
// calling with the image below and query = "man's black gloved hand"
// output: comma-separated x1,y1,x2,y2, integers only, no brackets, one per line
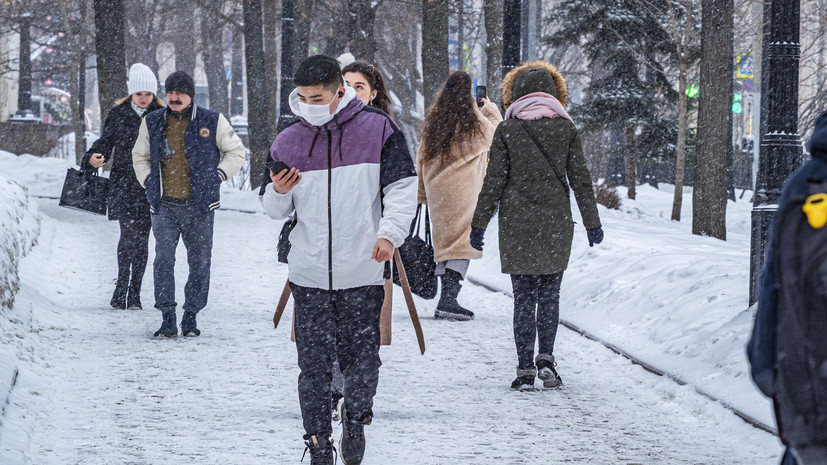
587,227,604,247
470,227,485,251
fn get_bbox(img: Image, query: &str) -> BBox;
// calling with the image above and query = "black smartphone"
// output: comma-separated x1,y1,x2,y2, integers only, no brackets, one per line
266,158,291,175
476,85,487,108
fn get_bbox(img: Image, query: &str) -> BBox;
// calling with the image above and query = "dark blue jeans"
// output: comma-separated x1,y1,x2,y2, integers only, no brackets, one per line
291,283,384,439
510,273,563,370
150,197,215,314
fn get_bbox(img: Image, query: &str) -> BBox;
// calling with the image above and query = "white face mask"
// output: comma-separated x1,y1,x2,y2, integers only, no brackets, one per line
298,95,336,126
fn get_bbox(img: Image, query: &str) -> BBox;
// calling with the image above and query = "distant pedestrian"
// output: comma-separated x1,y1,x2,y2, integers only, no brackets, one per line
417,71,502,321
471,61,603,391
262,55,416,465
748,111,827,465
132,70,246,338
83,63,163,310
342,60,393,117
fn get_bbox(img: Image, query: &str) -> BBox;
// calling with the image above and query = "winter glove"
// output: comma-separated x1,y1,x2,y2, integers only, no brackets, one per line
587,227,604,247
470,227,485,251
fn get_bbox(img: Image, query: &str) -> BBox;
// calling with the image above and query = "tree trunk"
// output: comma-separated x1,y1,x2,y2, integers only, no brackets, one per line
350,1,380,63
693,0,732,240
94,0,125,121
483,0,504,105
124,0,161,73
202,2,229,117
263,0,279,143
243,0,269,189
295,0,313,67
231,26,245,116
669,0,693,221
422,0,449,109
624,125,636,200
62,0,85,164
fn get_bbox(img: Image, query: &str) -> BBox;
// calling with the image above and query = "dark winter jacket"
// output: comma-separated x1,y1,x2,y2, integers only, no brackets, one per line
81,97,163,220
472,61,601,275
132,104,246,214
748,111,827,447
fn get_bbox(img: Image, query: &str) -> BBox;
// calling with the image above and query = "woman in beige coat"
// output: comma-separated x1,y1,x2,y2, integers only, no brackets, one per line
417,71,502,320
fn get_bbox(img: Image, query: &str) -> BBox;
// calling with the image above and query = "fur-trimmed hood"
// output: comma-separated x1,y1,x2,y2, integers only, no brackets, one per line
501,60,568,110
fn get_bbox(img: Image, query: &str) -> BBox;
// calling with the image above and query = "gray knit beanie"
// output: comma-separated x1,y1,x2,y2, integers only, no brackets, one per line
127,63,158,96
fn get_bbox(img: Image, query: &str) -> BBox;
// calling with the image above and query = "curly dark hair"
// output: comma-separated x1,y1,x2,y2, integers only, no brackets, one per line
419,71,484,166
341,61,393,117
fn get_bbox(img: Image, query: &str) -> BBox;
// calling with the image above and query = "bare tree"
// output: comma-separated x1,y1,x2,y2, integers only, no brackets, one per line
124,0,167,72
665,0,698,221
262,0,279,142
422,0,448,108
202,0,230,117
693,0,733,239
94,0,126,121
243,0,269,187
483,0,503,104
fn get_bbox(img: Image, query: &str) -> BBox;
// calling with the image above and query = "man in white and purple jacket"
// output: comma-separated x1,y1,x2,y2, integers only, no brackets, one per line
261,55,416,465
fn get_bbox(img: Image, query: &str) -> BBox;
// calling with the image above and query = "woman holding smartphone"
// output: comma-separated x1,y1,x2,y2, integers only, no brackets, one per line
82,63,163,310
417,71,502,321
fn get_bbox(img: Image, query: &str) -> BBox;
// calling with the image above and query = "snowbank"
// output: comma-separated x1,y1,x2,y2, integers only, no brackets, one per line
0,168,40,462
0,172,40,311
468,183,775,428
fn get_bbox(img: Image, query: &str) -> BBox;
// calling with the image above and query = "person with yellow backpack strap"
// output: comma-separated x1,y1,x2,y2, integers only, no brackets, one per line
749,111,827,465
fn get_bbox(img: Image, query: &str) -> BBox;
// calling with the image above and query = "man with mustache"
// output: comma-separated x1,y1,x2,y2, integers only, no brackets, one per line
133,71,246,338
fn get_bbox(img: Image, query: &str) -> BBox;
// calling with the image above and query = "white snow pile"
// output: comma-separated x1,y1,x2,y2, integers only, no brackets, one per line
0,160,40,461
0,166,40,311
469,183,774,428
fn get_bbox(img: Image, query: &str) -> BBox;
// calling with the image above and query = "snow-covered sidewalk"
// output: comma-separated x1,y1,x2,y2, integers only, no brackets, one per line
2,194,780,463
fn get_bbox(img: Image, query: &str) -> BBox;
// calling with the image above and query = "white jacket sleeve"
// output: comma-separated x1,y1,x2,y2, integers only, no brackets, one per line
216,114,247,181
262,185,295,220
377,176,417,248
132,119,151,188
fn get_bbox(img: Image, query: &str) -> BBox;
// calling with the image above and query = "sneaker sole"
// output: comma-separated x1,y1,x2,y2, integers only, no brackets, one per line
434,310,474,321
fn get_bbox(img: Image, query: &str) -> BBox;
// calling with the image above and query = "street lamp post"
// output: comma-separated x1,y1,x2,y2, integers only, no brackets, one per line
277,0,297,132
748,0,802,305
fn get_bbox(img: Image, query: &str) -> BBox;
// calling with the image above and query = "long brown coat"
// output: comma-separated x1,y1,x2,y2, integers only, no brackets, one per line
417,101,503,263
472,61,601,275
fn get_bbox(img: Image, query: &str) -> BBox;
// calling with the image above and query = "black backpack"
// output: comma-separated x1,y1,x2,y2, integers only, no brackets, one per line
773,179,827,448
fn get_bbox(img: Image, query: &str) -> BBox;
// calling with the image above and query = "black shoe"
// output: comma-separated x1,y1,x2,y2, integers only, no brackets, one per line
510,368,537,391
110,288,127,309
337,399,368,465
434,270,474,321
537,358,562,388
181,311,200,337
126,299,142,310
110,297,126,310
302,435,335,465
154,310,178,337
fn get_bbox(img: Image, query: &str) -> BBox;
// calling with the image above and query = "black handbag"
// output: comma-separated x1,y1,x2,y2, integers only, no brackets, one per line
58,168,110,215
277,215,297,264
393,204,438,299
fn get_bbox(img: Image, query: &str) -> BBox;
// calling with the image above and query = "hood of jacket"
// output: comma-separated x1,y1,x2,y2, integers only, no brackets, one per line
502,60,568,110
288,84,359,128
808,111,827,160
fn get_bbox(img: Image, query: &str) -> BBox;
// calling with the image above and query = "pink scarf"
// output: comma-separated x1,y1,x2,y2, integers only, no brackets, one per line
505,92,572,122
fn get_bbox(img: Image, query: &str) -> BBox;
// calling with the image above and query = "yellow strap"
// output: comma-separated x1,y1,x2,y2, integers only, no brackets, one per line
803,193,827,229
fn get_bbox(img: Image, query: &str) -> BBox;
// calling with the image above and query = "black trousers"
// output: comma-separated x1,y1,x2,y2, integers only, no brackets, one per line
291,283,384,439
114,212,152,302
510,273,563,370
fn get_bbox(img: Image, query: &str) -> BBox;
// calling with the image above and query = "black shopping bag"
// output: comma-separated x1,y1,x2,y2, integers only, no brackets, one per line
59,168,110,215
393,204,438,299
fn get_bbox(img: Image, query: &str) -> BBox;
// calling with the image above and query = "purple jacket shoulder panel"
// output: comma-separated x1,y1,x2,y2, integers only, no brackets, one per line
269,99,394,173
